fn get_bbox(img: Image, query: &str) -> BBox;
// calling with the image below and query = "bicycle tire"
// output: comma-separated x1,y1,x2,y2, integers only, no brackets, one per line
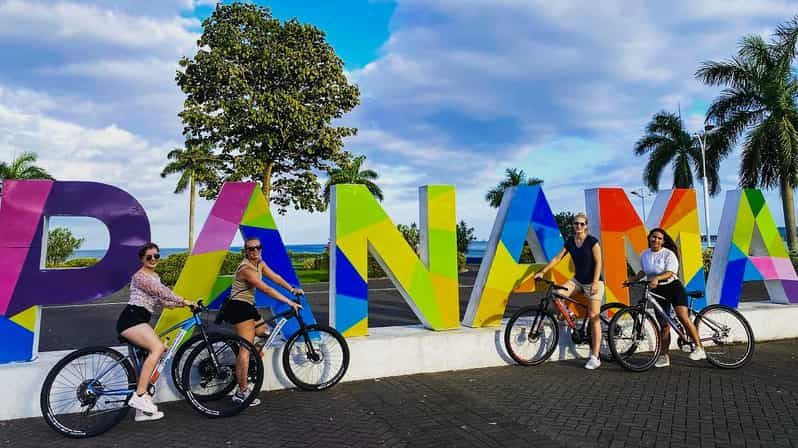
282,324,350,391
503,306,559,366
170,334,205,396
181,334,263,418
594,302,628,362
694,305,755,369
40,346,136,438
608,307,661,372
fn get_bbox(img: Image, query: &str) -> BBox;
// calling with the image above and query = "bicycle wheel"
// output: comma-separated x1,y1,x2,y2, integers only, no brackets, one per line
40,347,136,438
503,307,559,366
181,335,263,418
608,308,661,372
283,324,350,391
595,302,627,362
170,334,206,396
694,305,755,369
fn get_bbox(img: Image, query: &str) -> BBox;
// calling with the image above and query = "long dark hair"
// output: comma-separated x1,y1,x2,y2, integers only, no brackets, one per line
647,228,679,260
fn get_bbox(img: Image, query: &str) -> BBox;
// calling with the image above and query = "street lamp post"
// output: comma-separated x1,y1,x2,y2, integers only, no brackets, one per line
694,124,715,248
630,189,652,221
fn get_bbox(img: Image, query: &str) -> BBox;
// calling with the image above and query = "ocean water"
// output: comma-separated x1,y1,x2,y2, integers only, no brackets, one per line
71,241,491,260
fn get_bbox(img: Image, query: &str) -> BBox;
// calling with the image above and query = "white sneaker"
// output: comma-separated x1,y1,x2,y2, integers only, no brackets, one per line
232,386,261,407
654,355,670,368
584,355,601,370
689,347,707,361
135,409,165,422
128,393,158,414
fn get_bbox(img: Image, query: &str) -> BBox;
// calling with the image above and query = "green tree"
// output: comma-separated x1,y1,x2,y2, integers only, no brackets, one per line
397,223,420,254
160,143,222,253
633,111,725,195
696,17,798,250
323,154,383,207
45,227,84,267
0,151,54,193
177,2,360,214
555,211,577,240
456,220,476,255
485,168,544,208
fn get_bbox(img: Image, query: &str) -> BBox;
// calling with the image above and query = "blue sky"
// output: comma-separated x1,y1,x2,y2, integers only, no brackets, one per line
1,0,797,249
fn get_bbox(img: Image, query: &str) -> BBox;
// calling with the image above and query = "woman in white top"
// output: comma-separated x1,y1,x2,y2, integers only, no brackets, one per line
628,228,705,367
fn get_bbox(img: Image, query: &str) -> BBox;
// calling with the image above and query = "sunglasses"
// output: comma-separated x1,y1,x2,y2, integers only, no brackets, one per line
145,253,161,261
573,222,587,227
245,246,262,252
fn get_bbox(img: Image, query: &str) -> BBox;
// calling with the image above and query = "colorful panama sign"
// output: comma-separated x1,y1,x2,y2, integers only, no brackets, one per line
1,180,796,363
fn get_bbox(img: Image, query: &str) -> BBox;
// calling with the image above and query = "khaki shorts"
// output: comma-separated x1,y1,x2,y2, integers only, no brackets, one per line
563,279,605,302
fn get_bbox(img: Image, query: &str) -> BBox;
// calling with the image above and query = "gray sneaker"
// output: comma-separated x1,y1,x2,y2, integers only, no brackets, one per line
584,355,601,370
654,355,670,368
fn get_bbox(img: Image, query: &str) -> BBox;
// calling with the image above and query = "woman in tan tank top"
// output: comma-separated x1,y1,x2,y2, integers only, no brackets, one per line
223,237,302,406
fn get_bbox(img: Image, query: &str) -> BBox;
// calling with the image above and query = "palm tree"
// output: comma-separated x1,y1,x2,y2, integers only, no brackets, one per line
322,154,383,207
696,17,798,250
633,111,725,195
160,143,220,253
485,168,544,208
0,151,54,194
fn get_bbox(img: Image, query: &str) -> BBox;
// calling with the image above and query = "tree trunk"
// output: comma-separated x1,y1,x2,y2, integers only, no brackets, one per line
261,163,273,204
188,171,196,254
780,178,797,252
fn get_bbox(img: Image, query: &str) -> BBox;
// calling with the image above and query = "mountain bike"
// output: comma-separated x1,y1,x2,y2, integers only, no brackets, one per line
504,278,627,365
40,301,263,438
607,281,755,372
173,294,350,394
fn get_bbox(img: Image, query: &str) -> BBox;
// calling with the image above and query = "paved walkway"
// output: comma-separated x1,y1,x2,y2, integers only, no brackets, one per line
4,339,797,447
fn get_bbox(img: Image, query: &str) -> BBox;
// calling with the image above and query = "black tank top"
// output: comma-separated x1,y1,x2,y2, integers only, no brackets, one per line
564,235,600,284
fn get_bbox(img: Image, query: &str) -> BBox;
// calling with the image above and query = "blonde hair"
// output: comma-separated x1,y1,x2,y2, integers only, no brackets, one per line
575,212,588,224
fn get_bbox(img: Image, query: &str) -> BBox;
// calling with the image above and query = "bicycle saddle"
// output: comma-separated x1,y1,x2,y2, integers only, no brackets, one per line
685,290,703,298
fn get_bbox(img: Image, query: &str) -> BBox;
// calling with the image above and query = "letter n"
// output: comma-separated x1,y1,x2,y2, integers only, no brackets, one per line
330,184,458,336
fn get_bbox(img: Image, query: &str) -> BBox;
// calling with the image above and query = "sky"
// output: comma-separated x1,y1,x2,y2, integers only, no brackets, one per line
0,0,797,249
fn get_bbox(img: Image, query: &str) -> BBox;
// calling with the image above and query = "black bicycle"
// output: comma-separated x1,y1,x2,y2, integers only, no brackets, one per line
607,281,755,372
40,301,262,438
504,278,627,365
174,294,349,394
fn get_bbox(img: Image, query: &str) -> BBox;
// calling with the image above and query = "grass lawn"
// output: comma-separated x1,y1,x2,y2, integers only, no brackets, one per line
297,269,329,284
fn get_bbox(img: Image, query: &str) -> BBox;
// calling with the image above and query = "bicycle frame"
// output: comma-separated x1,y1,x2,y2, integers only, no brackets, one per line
87,311,212,398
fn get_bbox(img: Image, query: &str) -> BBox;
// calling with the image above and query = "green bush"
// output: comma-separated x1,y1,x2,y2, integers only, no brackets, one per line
703,248,714,277
302,257,317,270
155,252,188,287
368,254,386,278
56,257,99,268
457,252,467,271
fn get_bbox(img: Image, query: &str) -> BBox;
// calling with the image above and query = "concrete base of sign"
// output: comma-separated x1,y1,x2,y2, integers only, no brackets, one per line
2,301,796,420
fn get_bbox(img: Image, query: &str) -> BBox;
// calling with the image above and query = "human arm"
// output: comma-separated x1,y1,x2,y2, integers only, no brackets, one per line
534,247,568,279
240,267,301,311
132,272,193,308
591,242,603,291
261,262,304,295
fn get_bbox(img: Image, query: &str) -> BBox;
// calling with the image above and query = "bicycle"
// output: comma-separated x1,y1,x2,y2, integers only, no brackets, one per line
40,301,263,438
607,281,755,372
504,278,628,366
173,293,350,393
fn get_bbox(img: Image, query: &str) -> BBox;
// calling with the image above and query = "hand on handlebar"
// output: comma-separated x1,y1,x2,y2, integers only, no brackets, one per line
533,271,544,280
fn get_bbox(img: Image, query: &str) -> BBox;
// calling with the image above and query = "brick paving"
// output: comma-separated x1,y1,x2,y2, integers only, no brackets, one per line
3,338,797,447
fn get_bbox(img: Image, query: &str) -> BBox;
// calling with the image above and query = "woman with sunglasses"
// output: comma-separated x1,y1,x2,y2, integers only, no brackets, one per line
116,242,195,421
628,228,705,367
224,237,302,406
534,212,605,370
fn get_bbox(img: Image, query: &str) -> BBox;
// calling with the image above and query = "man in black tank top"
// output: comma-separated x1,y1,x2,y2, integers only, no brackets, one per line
534,212,606,370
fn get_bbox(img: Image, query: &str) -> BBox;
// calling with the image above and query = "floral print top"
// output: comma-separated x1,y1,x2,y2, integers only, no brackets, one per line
128,271,185,313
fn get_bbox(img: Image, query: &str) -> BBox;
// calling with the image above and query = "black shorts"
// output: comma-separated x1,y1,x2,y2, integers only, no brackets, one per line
116,305,152,334
223,300,261,325
651,280,688,317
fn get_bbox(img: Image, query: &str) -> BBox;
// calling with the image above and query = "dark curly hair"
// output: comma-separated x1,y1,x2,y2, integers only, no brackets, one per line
138,242,160,259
